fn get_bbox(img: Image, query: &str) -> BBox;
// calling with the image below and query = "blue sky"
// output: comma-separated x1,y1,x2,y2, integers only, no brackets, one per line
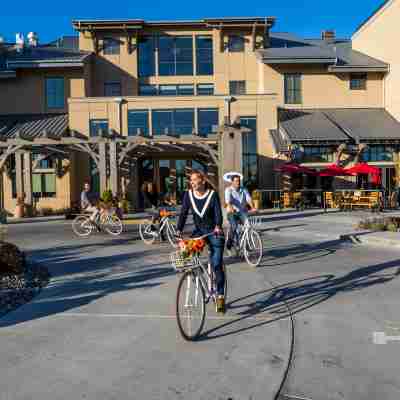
1,0,385,44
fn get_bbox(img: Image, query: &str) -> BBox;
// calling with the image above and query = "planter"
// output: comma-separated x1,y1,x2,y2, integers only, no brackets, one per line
0,210,6,224
14,204,24,218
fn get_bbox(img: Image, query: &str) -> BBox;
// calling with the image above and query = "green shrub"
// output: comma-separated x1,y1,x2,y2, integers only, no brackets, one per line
387,223,398,233
101,189,113,203
39,208,54,217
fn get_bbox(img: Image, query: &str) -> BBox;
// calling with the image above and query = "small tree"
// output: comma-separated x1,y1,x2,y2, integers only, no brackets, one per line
101,189,113,204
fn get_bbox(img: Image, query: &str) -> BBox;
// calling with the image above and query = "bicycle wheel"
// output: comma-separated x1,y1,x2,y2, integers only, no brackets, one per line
104,215,123,236
244,229,263,267
166,220,179,248
139,221,157,245
176,270,206,341
72,216,92,237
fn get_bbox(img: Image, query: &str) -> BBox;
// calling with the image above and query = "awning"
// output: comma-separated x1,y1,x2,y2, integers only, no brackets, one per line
319,164,353,177
275,163,318,175
345,163,381,176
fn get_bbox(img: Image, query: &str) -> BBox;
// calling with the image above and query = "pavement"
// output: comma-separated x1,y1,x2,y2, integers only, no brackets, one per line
2,212,400,399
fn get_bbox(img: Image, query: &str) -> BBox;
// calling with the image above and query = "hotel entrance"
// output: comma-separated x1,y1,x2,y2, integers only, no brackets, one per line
139,158,207,207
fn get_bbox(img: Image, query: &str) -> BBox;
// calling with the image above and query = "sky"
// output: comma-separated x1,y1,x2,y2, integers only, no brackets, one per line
0,0,386,44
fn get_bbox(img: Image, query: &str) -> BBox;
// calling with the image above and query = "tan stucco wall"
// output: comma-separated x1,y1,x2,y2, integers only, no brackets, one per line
0,67,88,115
353,0,400,118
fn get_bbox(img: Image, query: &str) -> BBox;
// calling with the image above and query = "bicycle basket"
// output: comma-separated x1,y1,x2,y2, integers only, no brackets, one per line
248,216,262,227
170,251,194,272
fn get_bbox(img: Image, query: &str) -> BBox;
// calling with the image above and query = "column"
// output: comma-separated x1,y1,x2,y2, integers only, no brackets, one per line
98,142,107,194
109,141,119,196
23,152,32,207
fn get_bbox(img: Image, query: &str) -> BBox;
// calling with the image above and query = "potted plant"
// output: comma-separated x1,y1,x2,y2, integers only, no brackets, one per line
0,209,7,224
252,190,261,210
14,195,25,218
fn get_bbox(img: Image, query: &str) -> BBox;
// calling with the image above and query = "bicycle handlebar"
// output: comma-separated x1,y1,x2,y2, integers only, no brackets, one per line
175,232,217,241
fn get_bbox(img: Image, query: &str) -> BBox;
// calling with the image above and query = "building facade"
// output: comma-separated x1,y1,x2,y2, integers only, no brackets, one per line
1,10,400,214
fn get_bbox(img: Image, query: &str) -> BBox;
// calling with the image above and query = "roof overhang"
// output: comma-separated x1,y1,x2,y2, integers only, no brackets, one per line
328,65,389,73
72,19,144,31
263,57,337,65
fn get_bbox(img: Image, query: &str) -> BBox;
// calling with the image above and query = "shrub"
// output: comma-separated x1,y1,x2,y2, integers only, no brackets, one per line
0,241,26,276
121,199,130,213
387,223,398,233
101,189,113,203
38,207,54,217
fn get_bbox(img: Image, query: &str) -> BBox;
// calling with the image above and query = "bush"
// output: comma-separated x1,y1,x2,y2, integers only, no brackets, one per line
387,223,398,232
101,189,113,203
38,207,54,217
0,241,26,276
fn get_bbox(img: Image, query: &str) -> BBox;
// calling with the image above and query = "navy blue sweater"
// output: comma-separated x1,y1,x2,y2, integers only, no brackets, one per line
177,190,223,234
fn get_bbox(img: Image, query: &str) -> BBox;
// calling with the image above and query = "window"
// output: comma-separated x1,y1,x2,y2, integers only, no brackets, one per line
46,78,64,109
128,110,149,136
104,82,121,97
303,147,334,163
158,84,194,96
350,73,367,90
228,35,245,52
229,80,246,95
139,84,158,96
198,108,219,137
138,36,155,77
152,109,194,135
362,145,394,162
158,36,193,76
90,119,109,137
103,38,120,55
33,173,56,198
197,83,214,95
284,74,302,104
32,154,55,169
196,36,213,75
240,117,258,190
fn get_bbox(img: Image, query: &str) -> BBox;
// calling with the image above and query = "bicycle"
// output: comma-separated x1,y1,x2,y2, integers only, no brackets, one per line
139,208,178,248
170,233,228,341
72,209,123,237
226,214,263,267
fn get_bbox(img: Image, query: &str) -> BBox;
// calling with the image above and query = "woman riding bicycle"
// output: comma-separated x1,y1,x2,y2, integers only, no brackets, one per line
176,170,226,314
224,173,256,252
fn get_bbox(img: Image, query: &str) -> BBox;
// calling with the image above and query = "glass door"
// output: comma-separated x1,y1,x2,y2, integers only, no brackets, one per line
176,160,189,204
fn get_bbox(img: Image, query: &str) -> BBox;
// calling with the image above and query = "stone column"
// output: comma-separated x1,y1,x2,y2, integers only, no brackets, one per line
109,141,119,197
23,152,33,207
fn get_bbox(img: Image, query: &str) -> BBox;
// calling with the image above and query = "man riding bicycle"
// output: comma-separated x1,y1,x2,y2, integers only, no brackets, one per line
225,174,256,252
176,170,226,314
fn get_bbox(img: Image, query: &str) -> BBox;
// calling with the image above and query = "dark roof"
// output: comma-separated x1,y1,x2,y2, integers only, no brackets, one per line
47,36,79,51
279,108,400,143
0,113,68,139
354,0,390,34
258,32,388,71
279,109,351,142
5,46,90,69
270,129,289,152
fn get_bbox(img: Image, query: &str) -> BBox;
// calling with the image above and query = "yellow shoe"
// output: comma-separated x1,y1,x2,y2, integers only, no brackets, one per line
216,296,225,314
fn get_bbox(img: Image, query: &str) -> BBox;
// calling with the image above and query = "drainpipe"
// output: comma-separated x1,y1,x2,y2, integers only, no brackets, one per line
114,97,123,135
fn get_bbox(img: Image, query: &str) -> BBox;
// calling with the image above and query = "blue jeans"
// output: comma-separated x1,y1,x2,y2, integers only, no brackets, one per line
205,233,225,296
227,213,247,248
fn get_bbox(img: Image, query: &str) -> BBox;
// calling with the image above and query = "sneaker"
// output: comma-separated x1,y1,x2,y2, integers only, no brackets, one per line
216,295,225,314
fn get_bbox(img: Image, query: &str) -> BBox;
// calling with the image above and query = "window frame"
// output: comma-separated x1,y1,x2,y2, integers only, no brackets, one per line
138,36,155,77
45,77,65,109
197,83,214,96
139,84,158,96
198,108,219,137
350,73,367,90
152,108,195,136
89,119,109,137
284,73,302,104
128,110,149,137
103,37,120,55
228,35,245,52
303,146,334,163
229,80,246,95
196,35,214,75
104,81,122,97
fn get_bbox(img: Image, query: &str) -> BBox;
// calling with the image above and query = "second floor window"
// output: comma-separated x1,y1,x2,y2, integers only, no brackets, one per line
139,84,158,96
229,80,246,95
152,109,194,135
362,145,393,162
228,35,245,52
198,108,218,136
196,36,213,75
128,110,149,136
158,36,193,76
90,119,108,137
284,74,302,104
138,36,155,77
46,77,64,109
197,83,214,95
103,38,120,55
303,146,334,163
104,82,121,97
350,73,367,90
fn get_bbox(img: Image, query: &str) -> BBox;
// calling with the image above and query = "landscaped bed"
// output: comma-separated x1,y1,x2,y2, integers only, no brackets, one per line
0,240,50,318
357,217,400,232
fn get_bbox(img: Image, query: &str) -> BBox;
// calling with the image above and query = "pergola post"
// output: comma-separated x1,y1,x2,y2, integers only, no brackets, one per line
15,151,24,199
23,151,33,207
109,141,119,197
98,142,107,194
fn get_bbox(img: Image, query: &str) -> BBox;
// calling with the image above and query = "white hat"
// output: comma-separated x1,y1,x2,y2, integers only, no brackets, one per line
223,171,243,183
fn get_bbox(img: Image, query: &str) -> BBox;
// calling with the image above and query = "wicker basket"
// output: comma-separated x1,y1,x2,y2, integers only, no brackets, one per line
170,251,194,272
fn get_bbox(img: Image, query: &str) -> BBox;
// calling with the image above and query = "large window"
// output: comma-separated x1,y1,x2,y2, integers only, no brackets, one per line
152,109,194,135
198,108,218,137
350,73,367,90
103,38,120,55
229,80,246,95
158,84,194,96
104,82,121,96
240,117,258,190
89,119,109,137
303,146,334,163
33,173,56,198
284,73,302,104
362,145,394,162
196,36,213,75
158,36,193,76
139,84,158,96
197,83,214,95
128,110,149,136
46,78,64,109
138,36,155,77
228,35,245,52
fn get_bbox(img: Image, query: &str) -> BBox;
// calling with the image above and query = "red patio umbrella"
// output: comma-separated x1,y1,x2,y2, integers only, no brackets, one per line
345,163,381,176
318,164,352,177
275,163,318,175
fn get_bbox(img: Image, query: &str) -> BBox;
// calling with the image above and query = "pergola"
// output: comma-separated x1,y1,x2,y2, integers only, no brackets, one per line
0,113,247,208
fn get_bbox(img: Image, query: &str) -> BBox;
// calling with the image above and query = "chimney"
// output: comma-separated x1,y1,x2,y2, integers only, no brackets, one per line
322,30,335,43
27,32,38,47
15,33,24,52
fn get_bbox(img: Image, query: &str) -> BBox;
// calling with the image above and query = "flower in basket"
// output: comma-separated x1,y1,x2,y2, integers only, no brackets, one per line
179,239,206,258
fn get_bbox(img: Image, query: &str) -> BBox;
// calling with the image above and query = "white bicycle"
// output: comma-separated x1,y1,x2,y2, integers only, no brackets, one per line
139,209,178,248
72,209,123,237
226,214,263,267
